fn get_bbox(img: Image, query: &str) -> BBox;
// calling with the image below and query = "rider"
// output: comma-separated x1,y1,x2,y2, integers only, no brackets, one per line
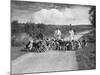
54,28,62,40
69,24,75,50
54,28,62,50
69,25,75,41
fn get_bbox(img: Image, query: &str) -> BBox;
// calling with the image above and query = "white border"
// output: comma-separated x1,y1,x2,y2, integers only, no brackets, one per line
0,0,98,75
19,0,96,5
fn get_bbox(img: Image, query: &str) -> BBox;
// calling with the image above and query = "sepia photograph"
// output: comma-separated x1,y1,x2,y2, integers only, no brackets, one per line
11,0,96,74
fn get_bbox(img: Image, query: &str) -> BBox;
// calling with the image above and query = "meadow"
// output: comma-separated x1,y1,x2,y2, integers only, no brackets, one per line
11,21,96,70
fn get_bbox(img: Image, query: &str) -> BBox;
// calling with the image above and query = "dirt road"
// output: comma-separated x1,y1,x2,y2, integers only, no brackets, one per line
12,51,78,74
11,30,91,74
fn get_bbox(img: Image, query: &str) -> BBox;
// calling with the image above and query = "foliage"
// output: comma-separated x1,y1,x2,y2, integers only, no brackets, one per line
89,6,96,27
76,31,96,70
11,20,94,47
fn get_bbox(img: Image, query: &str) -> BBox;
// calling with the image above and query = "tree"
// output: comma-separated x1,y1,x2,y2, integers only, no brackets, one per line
11,20,19,35
89,6,96,27
24,23,35,37
11,20,18,25
36,32,44,40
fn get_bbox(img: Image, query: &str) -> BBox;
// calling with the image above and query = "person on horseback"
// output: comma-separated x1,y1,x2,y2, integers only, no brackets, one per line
69,29,75,41
54,28,62,40
67,24,75,50
69,24,75,41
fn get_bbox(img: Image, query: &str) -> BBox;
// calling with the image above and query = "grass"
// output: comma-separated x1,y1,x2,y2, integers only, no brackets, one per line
76,43,96,70
76,30,96,70
11,46,27,60
11,23,96,70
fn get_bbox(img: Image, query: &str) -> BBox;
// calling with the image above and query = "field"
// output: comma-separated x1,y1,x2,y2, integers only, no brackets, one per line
11,47,26,60
76,30,96,70
11,22,96,70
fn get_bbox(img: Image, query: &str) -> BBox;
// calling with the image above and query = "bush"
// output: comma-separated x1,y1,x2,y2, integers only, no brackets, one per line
11,33,32,47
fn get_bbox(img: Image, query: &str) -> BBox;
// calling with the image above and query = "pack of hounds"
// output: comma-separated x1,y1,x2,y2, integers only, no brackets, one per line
22,28,87,52
24,37,87,53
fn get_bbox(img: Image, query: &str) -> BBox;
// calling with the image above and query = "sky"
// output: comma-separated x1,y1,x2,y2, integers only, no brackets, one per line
11,0,93,25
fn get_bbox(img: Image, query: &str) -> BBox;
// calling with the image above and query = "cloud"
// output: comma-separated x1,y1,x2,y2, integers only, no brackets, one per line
12,1,91,25
32,7,91,25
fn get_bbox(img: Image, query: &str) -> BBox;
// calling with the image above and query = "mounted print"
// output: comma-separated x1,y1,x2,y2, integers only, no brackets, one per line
11,0,96,74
